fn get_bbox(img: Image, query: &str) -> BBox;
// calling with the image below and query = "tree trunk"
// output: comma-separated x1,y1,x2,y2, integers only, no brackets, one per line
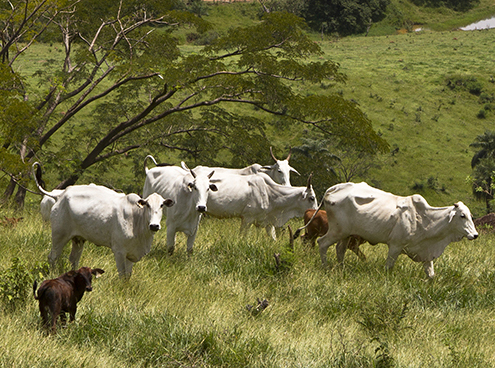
1,178,16,204
14,186,26,210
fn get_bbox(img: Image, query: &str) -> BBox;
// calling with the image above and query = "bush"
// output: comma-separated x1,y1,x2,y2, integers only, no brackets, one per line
446,75,484,96
305,0,390,36
0,257,49,311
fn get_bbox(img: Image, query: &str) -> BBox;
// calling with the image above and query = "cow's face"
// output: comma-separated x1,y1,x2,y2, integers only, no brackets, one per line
449,202,478,240
187,170,217,213
261,160,300,186
139,193,174,232
301,174,318,209
73,267,104,293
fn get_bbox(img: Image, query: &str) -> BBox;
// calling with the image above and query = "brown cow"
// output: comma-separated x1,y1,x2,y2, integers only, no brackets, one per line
33,267,104,333
301,209,367,261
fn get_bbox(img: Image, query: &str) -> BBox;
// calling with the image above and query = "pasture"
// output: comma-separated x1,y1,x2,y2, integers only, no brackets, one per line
0,206,494,367
3,6,495,367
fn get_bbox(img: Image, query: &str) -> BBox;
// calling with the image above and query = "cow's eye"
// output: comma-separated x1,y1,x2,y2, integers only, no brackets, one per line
310,196,315,201
461,213,466,218
188,182,196,190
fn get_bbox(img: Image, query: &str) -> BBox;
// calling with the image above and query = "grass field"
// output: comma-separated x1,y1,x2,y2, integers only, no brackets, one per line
3,4,495,367
0,209,494,367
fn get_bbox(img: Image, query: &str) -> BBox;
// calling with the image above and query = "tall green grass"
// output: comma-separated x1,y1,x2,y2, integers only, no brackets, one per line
1,208,495,367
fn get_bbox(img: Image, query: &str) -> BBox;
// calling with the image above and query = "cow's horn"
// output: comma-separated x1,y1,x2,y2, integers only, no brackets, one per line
286,147,292,161
307,172,313,187
270,146,278,162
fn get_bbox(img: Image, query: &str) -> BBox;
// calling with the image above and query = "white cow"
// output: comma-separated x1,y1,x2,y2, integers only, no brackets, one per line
142,157,217,255
205,172,317,239
40,190,63,222
186,147,300,186
34,169,174,277
314,182,478,278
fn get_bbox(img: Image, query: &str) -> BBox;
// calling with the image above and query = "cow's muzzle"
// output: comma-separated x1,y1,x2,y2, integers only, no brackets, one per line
468,233,479,240
197,205,207,213
149,224,161,232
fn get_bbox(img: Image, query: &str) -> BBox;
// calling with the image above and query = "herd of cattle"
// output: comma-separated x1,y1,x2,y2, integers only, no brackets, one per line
30,148,481,332
32,148,479,279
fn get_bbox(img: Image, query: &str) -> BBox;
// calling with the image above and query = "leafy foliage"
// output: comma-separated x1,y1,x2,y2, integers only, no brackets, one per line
305,0,390,36
0,257,48,310
409,0,480,11
0,3,387,203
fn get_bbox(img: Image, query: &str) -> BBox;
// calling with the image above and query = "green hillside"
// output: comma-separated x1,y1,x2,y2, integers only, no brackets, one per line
196,1,495,216
321,29,495,216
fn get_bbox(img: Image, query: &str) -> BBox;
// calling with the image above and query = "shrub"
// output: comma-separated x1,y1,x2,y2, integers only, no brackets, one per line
0,258,48,310
446,75,484,96
477,109,487,119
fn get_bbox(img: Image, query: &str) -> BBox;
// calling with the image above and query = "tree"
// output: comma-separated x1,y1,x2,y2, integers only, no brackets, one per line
470,130,495,168
305,0,389,36
470,130,495,213
0,1,388,208
292,135,383,197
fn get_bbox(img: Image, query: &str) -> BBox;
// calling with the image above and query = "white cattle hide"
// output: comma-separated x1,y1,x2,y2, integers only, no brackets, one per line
205,172,317,239
188,147,299,186
142,158,217,254
35,178,173,277
316,182,478,278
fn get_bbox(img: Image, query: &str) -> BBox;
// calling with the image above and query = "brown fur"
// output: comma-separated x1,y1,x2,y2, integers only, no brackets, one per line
33,267,104,333
302,209,367,261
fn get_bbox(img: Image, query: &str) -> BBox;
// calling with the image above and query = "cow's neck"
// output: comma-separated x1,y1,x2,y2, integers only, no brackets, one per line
267,185,303,209
416,206,454,239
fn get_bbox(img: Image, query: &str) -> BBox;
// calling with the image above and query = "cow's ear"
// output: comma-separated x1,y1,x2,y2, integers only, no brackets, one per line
163,198,175,207
290,166,301,176
91,268,105,278
449,210,456,223
209,184,218,192
137,199,148,208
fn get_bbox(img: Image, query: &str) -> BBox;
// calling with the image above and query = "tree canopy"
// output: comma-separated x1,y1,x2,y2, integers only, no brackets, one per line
0,0,388,207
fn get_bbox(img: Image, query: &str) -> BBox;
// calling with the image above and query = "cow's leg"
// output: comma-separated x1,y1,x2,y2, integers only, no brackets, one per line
239,219,251,236
48,232,71,268
69,238,85,270
336,238,349,263
386,245,402,270
186,230,198,254
113,251,133,277
318,233,339,267
40,304,50,331
50,306,60,334
423,261,435,279
348,237,366,261
166,226,177,255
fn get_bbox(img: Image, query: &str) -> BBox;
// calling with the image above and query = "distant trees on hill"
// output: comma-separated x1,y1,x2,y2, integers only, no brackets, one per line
261,0,389,36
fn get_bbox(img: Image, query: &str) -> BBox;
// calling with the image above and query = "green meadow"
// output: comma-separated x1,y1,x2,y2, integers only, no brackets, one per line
2,3,495,367
1,211,494,367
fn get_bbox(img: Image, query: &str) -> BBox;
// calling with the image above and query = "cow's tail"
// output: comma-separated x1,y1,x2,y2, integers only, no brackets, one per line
144,155,158,174
32,162,59,200
293,200,325,239
33,280,39,300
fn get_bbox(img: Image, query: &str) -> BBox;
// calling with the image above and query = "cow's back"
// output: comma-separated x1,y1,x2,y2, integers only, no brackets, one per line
323,182,404,244
143,166,186,200
206,173,268,218
50,185,127,246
